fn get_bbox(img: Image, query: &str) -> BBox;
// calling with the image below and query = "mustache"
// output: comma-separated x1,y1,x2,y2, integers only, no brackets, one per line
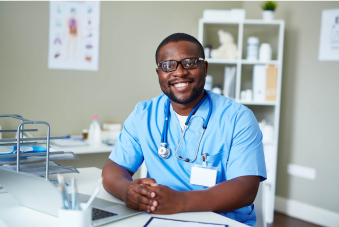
167,78,194,86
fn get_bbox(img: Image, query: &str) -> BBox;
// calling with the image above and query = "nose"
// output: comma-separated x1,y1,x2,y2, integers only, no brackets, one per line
172,62,188,77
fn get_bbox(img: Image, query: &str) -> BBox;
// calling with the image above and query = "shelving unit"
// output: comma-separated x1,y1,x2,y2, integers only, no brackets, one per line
199,19,285,223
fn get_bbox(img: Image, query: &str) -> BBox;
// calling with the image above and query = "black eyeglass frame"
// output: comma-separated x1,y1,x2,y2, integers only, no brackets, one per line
157,57,205,72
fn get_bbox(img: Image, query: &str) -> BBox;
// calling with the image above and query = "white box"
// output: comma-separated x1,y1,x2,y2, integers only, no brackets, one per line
253,65,266,102
203,9,245,22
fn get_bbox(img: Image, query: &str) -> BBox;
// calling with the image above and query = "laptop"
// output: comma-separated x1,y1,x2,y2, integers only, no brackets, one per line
0,168,142,226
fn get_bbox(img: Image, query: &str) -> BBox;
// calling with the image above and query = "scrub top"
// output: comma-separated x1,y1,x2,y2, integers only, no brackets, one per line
109,90,267,227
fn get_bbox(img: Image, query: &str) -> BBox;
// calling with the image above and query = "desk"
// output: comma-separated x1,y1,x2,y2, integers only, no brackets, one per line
0,168,247,227
51,143,114,155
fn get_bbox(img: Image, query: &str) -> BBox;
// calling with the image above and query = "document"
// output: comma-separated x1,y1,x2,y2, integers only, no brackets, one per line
318,8,339,61
0,161,77,176
144,217,228,227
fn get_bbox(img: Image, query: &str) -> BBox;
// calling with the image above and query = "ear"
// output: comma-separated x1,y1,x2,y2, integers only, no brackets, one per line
156,67,160,77
204,61,208,75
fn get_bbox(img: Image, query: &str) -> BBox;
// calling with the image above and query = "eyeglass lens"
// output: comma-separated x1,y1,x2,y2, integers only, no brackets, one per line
161,58,199,72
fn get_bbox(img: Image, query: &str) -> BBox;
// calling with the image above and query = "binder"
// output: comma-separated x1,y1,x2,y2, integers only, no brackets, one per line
266,65,278,101
253,65,266,102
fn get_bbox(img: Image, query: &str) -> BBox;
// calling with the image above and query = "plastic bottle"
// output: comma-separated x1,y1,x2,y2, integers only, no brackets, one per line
88,115,101,145
246,37,259,60
204,75,213,90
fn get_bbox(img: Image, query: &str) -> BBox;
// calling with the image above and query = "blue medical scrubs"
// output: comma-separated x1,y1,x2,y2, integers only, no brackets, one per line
109,90,267,227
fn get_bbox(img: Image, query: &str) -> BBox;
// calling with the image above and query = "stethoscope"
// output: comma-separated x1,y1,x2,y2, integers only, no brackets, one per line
158,91,212,162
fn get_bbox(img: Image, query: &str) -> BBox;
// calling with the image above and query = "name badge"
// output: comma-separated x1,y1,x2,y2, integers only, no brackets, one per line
190,164,217,187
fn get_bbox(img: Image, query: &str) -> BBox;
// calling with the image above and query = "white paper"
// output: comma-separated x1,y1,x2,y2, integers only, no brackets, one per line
146,217,226,227
318,9,339,61
48,1,101,71
51,139,89,147
190,165,217,187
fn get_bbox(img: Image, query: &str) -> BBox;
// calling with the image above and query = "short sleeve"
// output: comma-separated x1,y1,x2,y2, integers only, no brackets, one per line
109,104,144,173
226,106,267,181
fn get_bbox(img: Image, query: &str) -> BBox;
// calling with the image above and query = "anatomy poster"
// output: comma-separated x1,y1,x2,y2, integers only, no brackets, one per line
48,2,100,71
318,8,339,61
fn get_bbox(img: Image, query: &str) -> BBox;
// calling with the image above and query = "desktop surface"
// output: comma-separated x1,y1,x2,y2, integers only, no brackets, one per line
0,167,248,227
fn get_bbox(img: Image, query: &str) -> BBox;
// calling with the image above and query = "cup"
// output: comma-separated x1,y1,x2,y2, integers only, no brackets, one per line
58,204,92,227
82,129,89,140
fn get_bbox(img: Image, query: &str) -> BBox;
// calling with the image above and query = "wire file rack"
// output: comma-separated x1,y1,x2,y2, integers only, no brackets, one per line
0,114,79,181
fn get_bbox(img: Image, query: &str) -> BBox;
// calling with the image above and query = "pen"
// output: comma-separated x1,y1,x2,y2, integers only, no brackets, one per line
57,174,70,209
83,177,103,211
71,177,75,210
74,179,80,210
58,183,69,209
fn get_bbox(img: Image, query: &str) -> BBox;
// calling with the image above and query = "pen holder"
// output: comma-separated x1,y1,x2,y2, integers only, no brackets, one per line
58,204,92,227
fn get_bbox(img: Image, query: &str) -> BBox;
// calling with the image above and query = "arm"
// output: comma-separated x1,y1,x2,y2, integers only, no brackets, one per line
146,106,264,214
102,159,158,212
145,175,259,214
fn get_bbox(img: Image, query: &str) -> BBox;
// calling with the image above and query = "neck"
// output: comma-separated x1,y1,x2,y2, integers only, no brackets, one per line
171,91,205,116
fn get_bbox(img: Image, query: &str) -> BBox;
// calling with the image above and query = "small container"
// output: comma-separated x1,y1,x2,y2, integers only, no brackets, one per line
204,75,213,90
262,10,275,21
241,90,247,100
58,204,92,227
246,37,259,60
82,129,89,139
212,85,222,95
245,89,253,101
204,45,212,58
259,43,272,62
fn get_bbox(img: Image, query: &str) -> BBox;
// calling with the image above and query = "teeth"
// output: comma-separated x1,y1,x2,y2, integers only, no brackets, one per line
174,82,189,88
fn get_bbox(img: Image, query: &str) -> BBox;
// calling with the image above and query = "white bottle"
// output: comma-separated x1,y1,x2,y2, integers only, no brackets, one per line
204,75,213,90
259,43,272,62
88,115,101,145
246,37,259,60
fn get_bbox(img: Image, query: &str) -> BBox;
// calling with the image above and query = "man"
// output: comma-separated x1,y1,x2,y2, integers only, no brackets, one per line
102,33,266,226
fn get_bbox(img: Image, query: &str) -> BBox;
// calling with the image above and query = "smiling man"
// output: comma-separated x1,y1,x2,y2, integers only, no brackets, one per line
102,33,266,227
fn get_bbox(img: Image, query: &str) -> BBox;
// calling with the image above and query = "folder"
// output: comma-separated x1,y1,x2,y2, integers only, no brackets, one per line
266,65,278,101
253,65,266,102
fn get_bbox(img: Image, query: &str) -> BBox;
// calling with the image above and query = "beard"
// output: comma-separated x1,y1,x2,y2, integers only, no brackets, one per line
161,79,205,105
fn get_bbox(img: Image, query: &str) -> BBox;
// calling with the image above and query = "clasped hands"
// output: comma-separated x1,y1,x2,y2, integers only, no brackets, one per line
123,178,185,214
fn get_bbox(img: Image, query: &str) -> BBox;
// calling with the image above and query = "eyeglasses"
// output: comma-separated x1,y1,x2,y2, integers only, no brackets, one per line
157,58,204,72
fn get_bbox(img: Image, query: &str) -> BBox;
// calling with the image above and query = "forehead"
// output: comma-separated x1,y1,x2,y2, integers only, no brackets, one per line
158,41,200,62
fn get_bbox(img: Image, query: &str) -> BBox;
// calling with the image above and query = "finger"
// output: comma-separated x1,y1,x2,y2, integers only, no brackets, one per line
144,185,160,198
129,189,157,206
129,195,156,212
140,178,158,186
128,199,153,212
132,184,157,199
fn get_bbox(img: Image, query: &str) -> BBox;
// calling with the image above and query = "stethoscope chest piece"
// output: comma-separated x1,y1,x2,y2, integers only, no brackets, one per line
158,143,171,159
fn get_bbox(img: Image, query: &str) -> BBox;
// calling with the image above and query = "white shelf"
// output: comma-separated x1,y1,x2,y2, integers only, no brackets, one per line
243,19,284,26
200,19,284,26
237,100,277,106
199,19,285,224
206,58,237,64
263,140,275,146
241,60,279,65
206,58,279,65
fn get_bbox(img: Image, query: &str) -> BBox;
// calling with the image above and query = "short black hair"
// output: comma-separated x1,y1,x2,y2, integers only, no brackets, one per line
155,33,205,64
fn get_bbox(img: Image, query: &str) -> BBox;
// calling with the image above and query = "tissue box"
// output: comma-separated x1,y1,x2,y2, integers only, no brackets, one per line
101,122,122,141
203,9,246,22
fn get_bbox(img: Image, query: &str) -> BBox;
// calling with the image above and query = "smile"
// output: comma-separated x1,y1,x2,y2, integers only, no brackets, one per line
173,82,189,88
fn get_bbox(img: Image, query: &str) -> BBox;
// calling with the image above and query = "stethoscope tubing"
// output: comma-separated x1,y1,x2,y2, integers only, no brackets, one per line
160,90,212,162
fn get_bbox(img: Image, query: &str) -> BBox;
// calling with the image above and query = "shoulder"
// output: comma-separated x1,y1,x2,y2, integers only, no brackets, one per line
207,91,249,119
133,93,167,114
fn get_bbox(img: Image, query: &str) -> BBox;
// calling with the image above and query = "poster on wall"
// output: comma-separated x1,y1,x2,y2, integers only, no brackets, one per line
48,1,100,71
318,8,339,61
